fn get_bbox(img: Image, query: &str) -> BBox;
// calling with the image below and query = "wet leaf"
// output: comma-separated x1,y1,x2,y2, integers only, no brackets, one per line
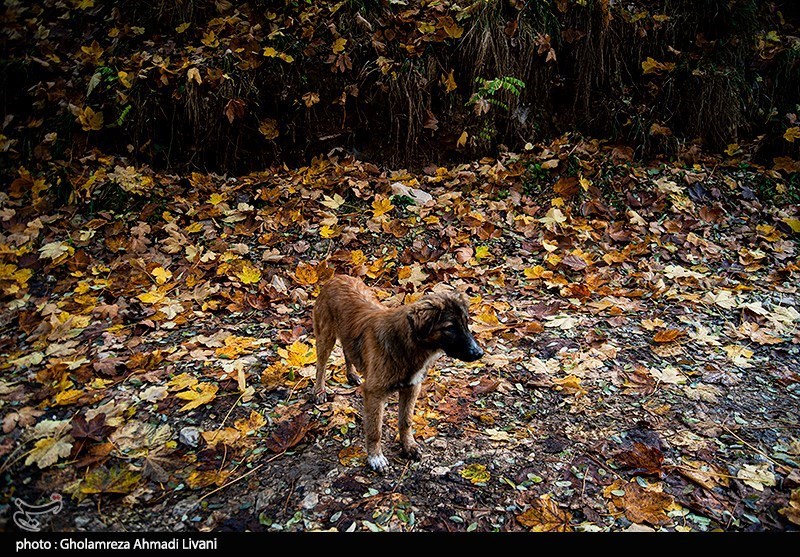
265,413,314,453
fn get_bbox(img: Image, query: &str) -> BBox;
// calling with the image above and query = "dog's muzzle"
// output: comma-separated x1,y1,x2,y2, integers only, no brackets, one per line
460,337,484,362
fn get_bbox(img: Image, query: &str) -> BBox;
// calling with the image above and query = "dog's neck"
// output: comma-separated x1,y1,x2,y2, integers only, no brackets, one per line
381,306,441,371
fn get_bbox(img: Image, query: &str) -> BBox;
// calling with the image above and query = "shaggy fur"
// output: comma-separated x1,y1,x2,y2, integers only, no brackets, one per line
312,275,483,472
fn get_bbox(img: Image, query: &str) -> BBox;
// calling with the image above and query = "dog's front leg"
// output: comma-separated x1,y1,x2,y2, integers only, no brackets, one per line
363,389,389,472
398,384,422,460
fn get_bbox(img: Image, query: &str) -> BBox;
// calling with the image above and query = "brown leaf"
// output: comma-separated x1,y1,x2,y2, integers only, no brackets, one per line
604,480,674,527
265,413,314,453
653,329,683,343
612,441,664,476
71,413,116,442
516,494,573,531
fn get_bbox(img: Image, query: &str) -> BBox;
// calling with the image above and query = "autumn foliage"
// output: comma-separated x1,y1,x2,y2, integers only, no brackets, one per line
1,0,799,535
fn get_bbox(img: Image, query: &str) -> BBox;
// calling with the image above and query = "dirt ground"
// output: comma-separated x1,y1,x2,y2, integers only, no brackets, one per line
2,148,799,532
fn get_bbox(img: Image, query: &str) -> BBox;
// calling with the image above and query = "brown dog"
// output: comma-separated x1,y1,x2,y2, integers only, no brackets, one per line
312,275,483,472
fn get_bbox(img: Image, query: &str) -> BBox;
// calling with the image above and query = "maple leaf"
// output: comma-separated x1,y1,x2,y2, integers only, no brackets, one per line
302,92,320,107
371,195,394,218
460,463,490,485
25,436,74,468
176,383,218,412
234,410,266,434
151,266,172,285
539,207,566,228
784,127,800,142
278,340,316,368
320,193,345,210
265,413,314,452
641,57,675,75
137,289,165,304
236,262,262,284
737,464,776,491
39,241,74,261
331,37,347,53
76,106,103,131
294,263,319,285
338,444,366,466
259,119,279,140
441,70,457,93
71,413,115,442
201,428,241,448
516,494,573,532
604,479,675,527
79,465,141,495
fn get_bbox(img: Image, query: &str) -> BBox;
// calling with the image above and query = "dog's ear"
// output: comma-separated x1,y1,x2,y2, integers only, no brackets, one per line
407,300,437,340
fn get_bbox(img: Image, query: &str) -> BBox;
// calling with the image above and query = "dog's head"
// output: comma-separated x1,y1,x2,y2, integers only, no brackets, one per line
407,290,484,362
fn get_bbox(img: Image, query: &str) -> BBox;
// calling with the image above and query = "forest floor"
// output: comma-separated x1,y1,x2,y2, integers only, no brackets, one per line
1,140,799,532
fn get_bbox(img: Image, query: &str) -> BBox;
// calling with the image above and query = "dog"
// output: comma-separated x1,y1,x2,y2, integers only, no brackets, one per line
312,275,484,472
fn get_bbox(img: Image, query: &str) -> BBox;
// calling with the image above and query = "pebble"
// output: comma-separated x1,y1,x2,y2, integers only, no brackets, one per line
301,492,319,510
179,426,200,448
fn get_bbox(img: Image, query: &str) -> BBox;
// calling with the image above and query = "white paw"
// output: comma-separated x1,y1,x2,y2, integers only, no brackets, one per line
367,454,389,473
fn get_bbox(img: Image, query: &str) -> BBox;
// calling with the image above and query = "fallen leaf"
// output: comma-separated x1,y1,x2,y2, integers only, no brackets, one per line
516,494,573,532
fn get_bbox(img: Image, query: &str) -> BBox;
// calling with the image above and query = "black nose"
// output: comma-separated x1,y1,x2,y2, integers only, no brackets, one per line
465,344,484,362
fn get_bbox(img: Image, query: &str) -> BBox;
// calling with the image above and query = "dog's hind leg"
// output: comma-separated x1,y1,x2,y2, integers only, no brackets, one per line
398,383,422,460
344,355,361,386
312,313,335,403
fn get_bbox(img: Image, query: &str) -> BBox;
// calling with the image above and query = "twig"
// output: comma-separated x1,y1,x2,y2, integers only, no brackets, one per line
721,425,791,473
198,451,285,503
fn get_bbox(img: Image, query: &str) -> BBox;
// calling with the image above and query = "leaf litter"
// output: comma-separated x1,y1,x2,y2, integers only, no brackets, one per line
0,138,799,532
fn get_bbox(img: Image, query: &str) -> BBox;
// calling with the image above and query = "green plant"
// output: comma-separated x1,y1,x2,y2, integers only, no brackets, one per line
467,76,526,115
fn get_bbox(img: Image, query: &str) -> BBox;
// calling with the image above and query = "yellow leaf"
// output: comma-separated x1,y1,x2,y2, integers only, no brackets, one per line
441,70,457,93
294,263,318,285
202,30,219,48
208,193,225,205
474,245,491,261
725,143,740,156
457,130,468,148
642,57,675,75
39,241,74,260
350,250,367,266
460,463,490,484
25,436,73,469
553,374,584,395
176,383,218,412
372,196,394,218
234,410,267,434
517,494,573,532
784,127,800,143
236,262,262,284
319,225,339,239
782,218,800,233
278,340,316,368
332,37,347,53
168,373,198,391
539,207,567,227
263,46,278,57
117,70,132,88
151,266,172,285
175,22,190,34
137,290,165,304
524,266,547,279
54,389,83,406
201,429,241,449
